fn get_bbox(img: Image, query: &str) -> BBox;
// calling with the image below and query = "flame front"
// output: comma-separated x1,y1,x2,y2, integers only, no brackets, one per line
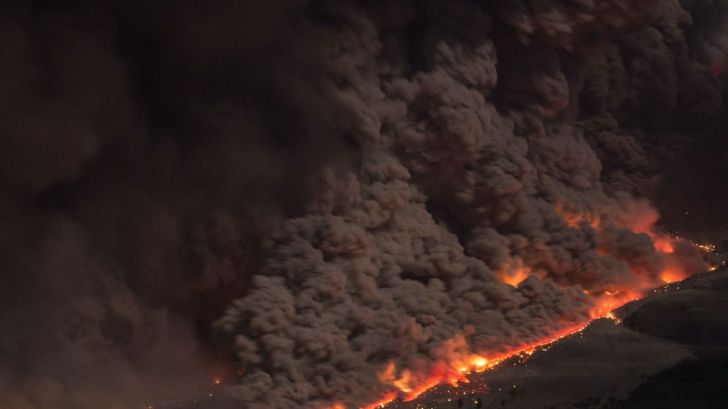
327,322,599,409
323,205,719,409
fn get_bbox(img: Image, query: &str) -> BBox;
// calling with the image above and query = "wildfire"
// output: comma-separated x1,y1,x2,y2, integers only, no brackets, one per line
326,300,640,409
323,204,720,409
498,267,530,287
589,289,642,318
331,321,600,409
605,311,622,324
695,242,717,253
362,393,397,409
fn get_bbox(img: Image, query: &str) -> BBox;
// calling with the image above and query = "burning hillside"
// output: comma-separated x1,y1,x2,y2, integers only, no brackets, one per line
213,2,726,408
1,1,727,409
412,267,728,409
316,234,719,409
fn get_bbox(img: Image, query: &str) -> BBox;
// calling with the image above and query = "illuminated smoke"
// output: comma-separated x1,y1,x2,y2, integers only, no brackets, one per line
0,1,725,409
216,1,722,409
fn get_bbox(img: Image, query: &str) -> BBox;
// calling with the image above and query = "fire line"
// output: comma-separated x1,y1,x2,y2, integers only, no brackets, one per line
325,232,720,409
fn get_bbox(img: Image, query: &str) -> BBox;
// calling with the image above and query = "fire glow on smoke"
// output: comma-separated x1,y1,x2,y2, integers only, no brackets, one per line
329,322,607,409
326,213,718,409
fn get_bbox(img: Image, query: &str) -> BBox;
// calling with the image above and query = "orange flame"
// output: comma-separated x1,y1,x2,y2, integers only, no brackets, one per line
659,267,685,284
322,204,717,409
554,201,709,285
498,267,530,287
361,392,397,409
588,289,642,318
327,306,640,409
378,363,413,393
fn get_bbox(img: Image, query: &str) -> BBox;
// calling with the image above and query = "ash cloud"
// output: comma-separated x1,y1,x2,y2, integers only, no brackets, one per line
0,1,726,409
218,1,725,408
0,1,335,408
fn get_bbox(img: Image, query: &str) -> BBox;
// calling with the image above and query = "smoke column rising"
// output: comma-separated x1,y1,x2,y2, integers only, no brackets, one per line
216,1,724,408
0,1,726,409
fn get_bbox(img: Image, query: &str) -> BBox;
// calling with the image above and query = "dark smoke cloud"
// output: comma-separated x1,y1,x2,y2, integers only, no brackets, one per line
0,1,329,408
1,1,726,409
217,1,724,408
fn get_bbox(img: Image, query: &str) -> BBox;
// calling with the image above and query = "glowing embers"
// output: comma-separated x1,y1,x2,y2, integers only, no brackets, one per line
696,242,717,253
374,355,487,406
363,392,397,409
604,311,622,324
708,260,725,272
330,323,595,409
145,376,225,409
588,289,642,319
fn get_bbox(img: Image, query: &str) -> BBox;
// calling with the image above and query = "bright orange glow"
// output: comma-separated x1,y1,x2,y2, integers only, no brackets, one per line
696,242,717,253
361,392,397,409
324,270,670,409
378,363,413,393
497,259,531,287
605,312,622,324
499,267,529,287
331,321,611,409
659,268,686,284
589,289,642,318
322,203,720,409
471,356,488,370
652,236,674,253
403,376,442,402
213,377,222,385
324,284,674,409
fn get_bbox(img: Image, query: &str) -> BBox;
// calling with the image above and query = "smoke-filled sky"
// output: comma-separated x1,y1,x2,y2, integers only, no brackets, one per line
1,1,727,409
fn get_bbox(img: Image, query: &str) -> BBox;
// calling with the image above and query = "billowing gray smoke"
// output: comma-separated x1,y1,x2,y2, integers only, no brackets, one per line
216,1,724,408
0,1,726,409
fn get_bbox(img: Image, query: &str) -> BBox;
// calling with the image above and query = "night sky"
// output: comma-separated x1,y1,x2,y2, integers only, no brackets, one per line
1,2,727,409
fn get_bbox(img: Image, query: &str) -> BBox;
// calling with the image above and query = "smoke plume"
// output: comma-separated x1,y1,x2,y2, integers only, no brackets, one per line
0,1,726,409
